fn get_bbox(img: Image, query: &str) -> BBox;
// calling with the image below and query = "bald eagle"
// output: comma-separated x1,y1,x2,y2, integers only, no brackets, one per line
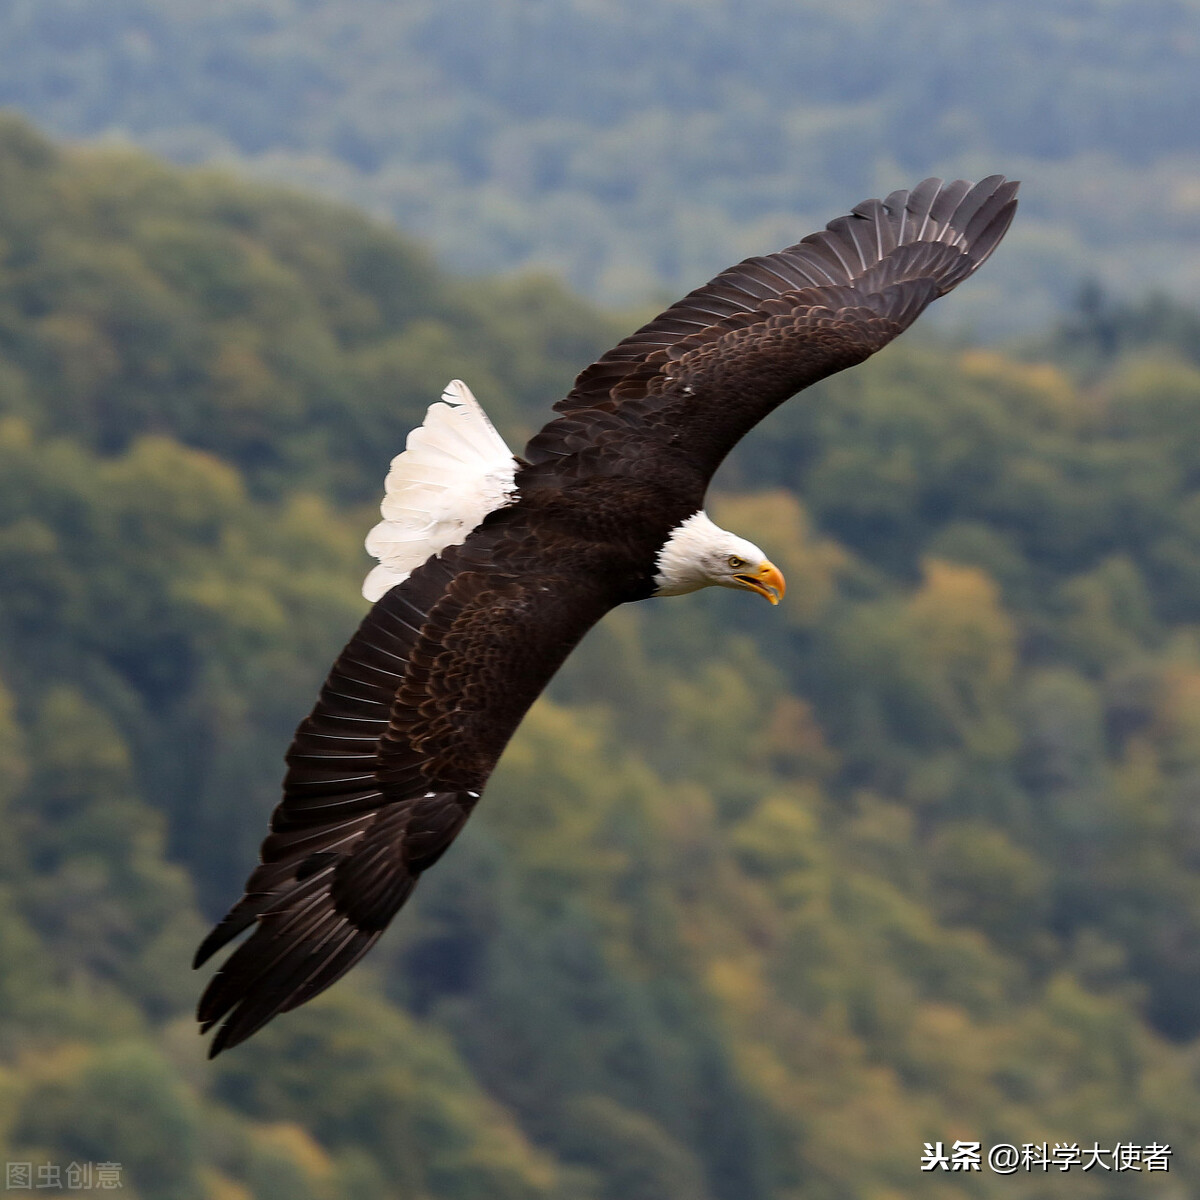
196,176,1018,1054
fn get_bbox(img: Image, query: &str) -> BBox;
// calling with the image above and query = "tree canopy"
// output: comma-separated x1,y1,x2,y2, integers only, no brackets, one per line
2,1,1200,328
3,115,1200,1196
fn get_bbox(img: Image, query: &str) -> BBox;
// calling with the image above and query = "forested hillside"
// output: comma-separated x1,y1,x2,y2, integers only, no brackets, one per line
6,116,1200,1197
2,0,1200,328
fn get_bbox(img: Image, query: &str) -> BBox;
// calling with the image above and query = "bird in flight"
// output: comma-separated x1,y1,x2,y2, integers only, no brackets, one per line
196,176,1018,1054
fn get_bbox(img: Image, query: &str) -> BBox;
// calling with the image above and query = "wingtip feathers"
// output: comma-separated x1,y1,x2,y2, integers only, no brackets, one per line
778,175,1019,309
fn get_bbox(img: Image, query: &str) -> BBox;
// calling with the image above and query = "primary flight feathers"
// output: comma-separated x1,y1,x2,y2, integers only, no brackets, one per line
196,177,1018,1054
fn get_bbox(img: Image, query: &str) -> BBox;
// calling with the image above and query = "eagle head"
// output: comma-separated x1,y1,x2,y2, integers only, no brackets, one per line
652,511,786,604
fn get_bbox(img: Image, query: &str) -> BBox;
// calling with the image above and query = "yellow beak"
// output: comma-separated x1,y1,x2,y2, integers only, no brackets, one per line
734,561,786,605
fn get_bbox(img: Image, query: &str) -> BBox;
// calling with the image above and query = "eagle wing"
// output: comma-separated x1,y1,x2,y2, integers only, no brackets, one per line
195,514,613,1055
525,177,1018,482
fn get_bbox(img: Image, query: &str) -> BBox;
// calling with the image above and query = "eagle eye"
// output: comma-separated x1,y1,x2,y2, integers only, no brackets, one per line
728,555,746,569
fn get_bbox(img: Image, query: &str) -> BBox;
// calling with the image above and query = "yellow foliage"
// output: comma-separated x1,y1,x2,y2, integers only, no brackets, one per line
251,1122,333,1176
1154,665,1200,763
0,413,30,444
706,954,768,1019
908,560,1016,691
199,1169,254,1200
101,435,247,533
903,559,1018,755
172,574,289,638
486,699,635,903
959,349,1079,428
1104,354,1200,431
247,1122,334,1187
730,789,822,880
0,673,28,810
8,1042,94,1093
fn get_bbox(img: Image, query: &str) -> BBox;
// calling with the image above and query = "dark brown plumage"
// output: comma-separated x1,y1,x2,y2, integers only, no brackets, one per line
196,176,1018,1054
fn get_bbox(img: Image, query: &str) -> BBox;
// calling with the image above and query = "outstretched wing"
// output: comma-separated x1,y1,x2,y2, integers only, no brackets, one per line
195,513,612,1055
525,177,1018,481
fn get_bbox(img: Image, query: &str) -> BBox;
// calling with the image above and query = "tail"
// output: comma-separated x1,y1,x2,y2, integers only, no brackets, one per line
363,380,517,601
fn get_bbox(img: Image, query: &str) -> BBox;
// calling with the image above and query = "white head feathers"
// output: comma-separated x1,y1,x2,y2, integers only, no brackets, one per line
652,511,784,603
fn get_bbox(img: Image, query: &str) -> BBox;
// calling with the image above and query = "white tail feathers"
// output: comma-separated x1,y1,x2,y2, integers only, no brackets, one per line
363,380,517,601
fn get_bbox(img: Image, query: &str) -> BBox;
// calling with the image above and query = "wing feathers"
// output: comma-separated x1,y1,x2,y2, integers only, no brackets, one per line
906,177,942,241
530,176,1017,476
197,520,608,1054
195,556,462,1046
928,178,972,233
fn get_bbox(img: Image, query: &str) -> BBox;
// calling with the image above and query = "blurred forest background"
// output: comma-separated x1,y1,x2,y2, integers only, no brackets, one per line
3,2,1200,1198
4,0,1200,330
